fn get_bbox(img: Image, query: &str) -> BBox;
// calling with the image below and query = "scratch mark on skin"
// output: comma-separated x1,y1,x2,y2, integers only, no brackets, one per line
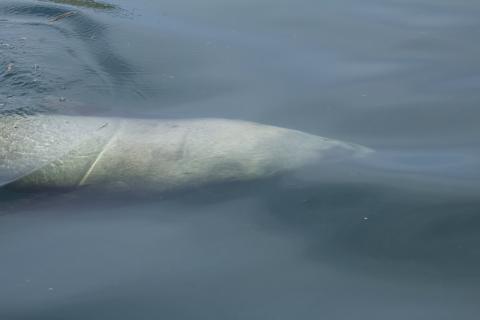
78,130,117,186
176,127,189,161
98,122,109,130
49,11,76,23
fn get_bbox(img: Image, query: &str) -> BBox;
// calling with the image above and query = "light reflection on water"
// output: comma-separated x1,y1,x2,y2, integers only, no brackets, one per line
1,0,479,319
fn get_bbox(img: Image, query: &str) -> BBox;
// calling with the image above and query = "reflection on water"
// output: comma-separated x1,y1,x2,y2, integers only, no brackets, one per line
44,0,115,10
1,0,480,319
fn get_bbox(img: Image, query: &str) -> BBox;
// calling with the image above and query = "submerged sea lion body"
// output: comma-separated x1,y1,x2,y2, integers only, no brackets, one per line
0,114,371,193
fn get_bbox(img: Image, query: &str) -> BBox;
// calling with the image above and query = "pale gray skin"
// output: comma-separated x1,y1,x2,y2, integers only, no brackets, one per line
0,114,372,193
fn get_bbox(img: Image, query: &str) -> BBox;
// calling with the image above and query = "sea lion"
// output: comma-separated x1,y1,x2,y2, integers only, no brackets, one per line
0,113,372,193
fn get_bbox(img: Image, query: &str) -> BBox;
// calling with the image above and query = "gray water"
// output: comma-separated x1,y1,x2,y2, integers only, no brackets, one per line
1,0,480,319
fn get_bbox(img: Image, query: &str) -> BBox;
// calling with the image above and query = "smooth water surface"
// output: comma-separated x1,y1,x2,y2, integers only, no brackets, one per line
1,0,479,319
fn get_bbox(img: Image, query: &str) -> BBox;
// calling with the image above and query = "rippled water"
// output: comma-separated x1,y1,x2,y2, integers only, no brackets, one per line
1,0,480,319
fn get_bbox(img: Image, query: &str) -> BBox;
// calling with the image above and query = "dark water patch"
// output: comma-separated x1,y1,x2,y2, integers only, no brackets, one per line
260,175,480,280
